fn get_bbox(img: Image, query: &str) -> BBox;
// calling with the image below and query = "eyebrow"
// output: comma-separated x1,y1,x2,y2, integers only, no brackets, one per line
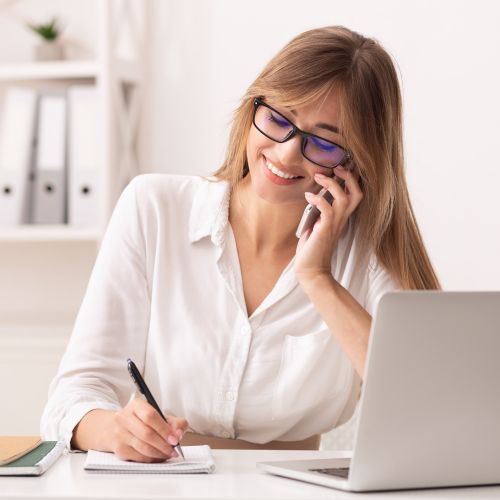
289,109,340,134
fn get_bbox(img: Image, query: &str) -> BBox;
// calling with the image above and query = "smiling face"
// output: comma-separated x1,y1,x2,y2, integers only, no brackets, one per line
245,91,346,205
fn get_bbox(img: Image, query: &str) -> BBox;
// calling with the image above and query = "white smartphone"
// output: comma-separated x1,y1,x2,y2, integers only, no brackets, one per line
295,187,334,238
295,163,353,239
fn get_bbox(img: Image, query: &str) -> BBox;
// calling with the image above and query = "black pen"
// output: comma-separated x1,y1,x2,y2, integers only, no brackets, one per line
126,358,185,459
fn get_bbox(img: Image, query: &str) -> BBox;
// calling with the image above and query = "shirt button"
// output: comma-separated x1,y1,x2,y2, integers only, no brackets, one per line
241,324,251,335
225,391,235,401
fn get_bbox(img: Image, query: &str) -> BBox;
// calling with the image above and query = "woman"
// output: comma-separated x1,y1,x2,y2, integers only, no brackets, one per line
41,26,440,462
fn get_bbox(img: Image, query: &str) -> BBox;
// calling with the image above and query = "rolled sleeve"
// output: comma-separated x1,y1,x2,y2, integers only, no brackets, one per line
40,178,151,447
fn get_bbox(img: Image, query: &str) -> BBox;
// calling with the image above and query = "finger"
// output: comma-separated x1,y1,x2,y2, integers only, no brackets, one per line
166,416,189,441
313,174,349,211
122,411,174,457
304,192,334,224
334,167,364,214
296,226,312,254
114,429,168,463
334,165,361,186
128,433,173,460
131,399,177,445
125,448,166,463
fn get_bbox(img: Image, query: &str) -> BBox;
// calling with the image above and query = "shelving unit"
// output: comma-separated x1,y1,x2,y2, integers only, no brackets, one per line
0,0,149,434
0,0,147,243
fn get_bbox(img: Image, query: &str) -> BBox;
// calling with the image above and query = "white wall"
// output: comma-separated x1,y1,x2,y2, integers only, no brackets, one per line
0,0,499,435
141,0,500,290
1,0,497,307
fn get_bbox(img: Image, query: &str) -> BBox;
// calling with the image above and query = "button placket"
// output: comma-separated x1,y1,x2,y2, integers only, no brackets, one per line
213,318,253,436
240,324,252,336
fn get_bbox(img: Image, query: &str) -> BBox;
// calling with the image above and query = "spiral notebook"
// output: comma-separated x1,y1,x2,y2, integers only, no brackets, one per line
84,445,215,474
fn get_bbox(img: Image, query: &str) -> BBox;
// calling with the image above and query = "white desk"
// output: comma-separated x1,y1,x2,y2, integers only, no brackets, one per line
1,449,499,500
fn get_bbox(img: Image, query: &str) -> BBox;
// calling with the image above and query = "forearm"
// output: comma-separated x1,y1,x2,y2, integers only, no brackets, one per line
299,273,371,379
71,409,116,452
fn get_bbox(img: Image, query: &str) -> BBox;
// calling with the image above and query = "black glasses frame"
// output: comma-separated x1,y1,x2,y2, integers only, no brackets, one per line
252,97,350,169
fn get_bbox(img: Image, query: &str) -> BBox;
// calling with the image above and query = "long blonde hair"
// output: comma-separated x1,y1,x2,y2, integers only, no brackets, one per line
213,26,440,290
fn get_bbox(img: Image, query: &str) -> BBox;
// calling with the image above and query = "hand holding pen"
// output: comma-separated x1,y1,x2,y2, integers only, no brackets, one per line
102,358,187,463
127,358,185,459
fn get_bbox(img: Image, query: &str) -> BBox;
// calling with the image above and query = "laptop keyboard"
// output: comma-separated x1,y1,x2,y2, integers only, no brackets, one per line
310,467,350,479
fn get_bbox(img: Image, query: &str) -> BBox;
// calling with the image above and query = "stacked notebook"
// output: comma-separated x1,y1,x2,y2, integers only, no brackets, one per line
0,436,65,476
0,436,41,465
84,445,215,474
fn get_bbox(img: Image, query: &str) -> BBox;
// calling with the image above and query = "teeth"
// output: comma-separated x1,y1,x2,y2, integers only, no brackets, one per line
265,160,300,180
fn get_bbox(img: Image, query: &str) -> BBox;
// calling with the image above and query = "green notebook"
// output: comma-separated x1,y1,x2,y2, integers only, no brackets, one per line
0,441,65,476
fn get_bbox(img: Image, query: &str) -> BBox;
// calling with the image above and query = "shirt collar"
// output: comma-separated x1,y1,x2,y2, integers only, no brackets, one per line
188,177,231,247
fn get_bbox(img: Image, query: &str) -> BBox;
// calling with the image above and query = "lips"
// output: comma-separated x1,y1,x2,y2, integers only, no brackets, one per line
265,159,301,180
262,157,304,186
264,156,303,180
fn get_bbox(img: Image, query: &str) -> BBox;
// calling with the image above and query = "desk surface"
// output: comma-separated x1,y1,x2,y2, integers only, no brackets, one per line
1,449,499,500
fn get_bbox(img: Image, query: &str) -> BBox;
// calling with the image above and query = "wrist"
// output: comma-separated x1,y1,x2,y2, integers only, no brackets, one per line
72,409,116,452
297,271,337,296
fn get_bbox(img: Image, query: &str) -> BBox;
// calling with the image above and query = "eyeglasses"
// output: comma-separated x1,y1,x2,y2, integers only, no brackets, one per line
252,97,349,169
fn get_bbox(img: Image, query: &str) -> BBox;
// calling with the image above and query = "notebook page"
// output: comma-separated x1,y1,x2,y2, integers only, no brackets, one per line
84,445,215,474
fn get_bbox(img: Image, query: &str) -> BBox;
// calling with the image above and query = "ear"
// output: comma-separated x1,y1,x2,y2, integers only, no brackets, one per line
343,156,363,190
340,152,354,169
342,156,358,176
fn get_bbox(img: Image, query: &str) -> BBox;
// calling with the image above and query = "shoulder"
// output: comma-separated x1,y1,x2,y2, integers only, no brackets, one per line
364,254,400,315
122,174,229,239
129,173,207,202
126,173,218,215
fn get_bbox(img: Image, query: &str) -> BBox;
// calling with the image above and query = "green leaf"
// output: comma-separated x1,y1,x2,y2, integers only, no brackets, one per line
27,17,62,41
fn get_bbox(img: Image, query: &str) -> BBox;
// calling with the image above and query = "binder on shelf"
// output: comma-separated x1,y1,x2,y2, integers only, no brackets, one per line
68,86,100,227
31,89,68,225
0,87,37,226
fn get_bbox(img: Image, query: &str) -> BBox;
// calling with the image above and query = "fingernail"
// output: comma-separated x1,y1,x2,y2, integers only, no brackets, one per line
304,191,314,198
315,173,326,178
176,428,183,440
167,435,178,446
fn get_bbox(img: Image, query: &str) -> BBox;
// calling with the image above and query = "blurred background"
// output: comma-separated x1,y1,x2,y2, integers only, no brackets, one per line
0,0,498,444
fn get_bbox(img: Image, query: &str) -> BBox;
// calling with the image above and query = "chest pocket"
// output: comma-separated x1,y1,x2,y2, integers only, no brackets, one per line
272,329,351,421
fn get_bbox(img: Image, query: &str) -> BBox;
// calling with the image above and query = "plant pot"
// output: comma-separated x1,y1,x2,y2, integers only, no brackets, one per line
35,41,64,61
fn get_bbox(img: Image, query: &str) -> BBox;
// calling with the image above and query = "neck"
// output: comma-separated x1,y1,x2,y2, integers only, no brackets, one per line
229,177,306,255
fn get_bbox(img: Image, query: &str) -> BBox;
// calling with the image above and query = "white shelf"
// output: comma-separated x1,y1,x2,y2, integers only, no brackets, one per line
0,59,141,83
0,225,100,242
0,60,98,81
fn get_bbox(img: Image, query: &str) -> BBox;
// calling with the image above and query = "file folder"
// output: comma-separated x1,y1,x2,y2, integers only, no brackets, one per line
31,89,68,224
0,87,37,225
67,86,100,226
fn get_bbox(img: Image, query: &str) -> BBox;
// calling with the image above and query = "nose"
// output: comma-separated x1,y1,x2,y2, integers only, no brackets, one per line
275,134,303,168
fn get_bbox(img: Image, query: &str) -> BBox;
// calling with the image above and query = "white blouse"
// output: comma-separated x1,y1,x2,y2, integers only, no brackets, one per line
41,174,399,448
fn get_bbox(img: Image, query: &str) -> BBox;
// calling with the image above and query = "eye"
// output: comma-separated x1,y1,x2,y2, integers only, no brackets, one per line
310,136,337,152
267,110,292,128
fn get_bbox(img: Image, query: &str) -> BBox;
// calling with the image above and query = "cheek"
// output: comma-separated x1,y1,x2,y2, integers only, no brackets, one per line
246,128,266,167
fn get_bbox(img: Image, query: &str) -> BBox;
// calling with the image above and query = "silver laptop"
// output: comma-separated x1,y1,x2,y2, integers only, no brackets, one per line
258,291,500,491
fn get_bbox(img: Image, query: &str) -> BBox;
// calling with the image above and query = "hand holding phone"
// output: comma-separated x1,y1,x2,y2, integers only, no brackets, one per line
296,161,354,239
295,187,333,238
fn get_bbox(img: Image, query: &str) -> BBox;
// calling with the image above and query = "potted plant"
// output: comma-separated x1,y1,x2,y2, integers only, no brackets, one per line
28,17,64,61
